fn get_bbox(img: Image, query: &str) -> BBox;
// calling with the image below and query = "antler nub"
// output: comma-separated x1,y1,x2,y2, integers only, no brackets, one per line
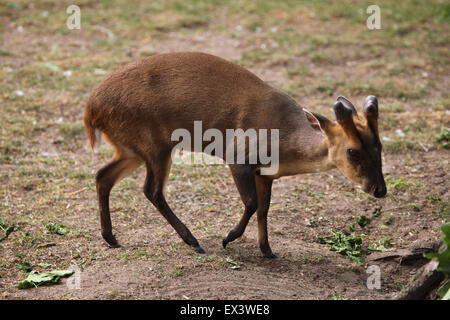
333,100,353,121
363,95,378,115
337,96,358,117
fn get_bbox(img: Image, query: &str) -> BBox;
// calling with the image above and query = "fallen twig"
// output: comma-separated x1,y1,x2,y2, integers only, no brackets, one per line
368,240,442,264
392,259,444,300
93,25,116,41
418,142,429,152
67,187,89,196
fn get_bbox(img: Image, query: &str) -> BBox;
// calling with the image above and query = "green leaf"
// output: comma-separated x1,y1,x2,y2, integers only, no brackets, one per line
437,282,450,300
442,287,450,300
43,62,60,72
195,256,206,263
427,195,442,201
0,220,17,242
17,262,33,273
368,237,391,252
17,270,74,289
226,257,241,269
319,230,363,264
372,208,382,217
357,215,371,227
45,223,69,235
424,222,450,276
306,191,324,199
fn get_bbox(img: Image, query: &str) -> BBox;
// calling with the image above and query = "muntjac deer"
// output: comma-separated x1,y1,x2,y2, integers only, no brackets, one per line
84,52,386,258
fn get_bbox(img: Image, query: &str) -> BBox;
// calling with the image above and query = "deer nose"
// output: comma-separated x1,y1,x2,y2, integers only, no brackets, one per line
373,185,387,198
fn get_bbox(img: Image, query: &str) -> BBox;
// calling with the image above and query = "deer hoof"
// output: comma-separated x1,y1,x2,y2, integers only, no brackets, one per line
102,233,120,248
222,238,229,248
193,245,206,254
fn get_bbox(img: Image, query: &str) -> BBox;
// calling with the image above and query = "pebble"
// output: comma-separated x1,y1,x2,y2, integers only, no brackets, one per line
395,129,405,137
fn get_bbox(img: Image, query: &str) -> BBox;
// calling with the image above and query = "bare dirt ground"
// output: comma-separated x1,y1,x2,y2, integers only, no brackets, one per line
0,1,449,300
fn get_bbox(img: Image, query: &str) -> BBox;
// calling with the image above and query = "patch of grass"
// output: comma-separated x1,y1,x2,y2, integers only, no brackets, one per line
306,190,324,200
368,237,391,252
195,256,207,263
382,139,419,153
0,219,18,242
17,261,33,273
171,264,185,276
428,196,450,221
348,79,426,100
45,223,70,235
135,250,149,258
286,65,312,77
357,215,371,228
386,177,423,191
225,257,241,270
439,202,450,221
437,129,450,149
318,230,363,265
428,195,442,201
396,282,405,290
301,255,324,264
239,49,269,66
59,121,85,137
372,208,382,217
436,3,450,22
383,104,406,113
0,48,12,56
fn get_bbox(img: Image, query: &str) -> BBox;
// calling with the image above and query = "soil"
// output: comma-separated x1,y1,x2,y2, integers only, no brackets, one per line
2,150,447,300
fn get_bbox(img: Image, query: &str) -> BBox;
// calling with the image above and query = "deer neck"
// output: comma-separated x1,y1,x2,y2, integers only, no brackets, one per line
274,132,335,178
301,134,335,173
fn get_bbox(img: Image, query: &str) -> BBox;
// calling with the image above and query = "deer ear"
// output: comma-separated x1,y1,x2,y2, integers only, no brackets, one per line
303,108,332,136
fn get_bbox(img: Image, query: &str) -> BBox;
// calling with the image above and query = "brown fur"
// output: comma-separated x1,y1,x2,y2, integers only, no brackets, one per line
84,52,385,257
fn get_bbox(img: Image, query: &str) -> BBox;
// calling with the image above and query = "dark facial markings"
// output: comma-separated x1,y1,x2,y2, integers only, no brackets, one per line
354,124,384,190
347,148,360,164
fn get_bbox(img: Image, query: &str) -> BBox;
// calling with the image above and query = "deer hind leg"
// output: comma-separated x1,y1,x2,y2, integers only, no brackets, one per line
223,165,258,248
143,153,205,254
96,153,143,248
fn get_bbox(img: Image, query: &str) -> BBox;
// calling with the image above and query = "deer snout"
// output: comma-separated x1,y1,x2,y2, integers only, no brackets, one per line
373,183,386,198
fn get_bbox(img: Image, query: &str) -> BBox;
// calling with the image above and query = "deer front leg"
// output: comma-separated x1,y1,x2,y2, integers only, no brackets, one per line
255,175,275,258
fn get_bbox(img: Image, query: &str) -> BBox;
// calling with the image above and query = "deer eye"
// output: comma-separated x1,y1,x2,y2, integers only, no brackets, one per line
347,148,360,161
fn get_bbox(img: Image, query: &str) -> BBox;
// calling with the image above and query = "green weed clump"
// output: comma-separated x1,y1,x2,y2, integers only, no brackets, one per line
318,230,363,264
